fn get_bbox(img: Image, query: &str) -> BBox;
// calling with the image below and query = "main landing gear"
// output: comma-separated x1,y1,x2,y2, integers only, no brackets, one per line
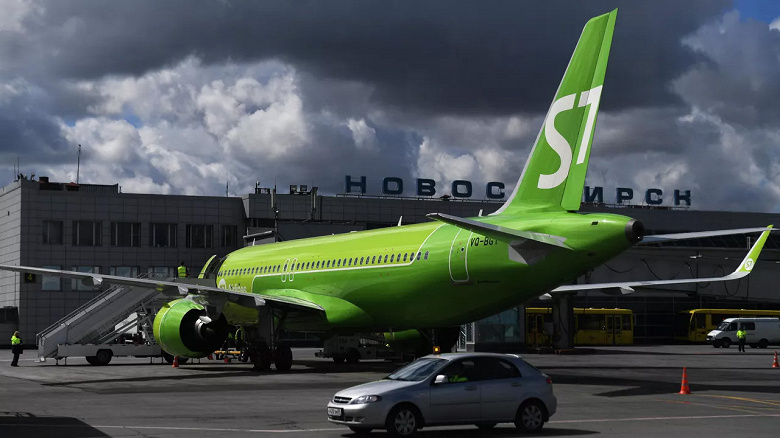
243,306,293,372
245,341,292,372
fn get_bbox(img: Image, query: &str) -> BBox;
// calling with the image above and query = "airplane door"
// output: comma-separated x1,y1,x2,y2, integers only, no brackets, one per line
281,258,291,283
449,229,471,283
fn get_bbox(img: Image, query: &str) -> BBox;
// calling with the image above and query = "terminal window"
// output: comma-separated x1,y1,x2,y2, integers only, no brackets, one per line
222,225,237,247
42,265,61,291
111,222,141,247
42,220,63,244
186,224,213,248
72,221,102,246
150,223,177,248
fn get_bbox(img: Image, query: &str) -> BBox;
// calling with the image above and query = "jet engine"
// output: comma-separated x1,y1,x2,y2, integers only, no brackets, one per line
153,298,229,358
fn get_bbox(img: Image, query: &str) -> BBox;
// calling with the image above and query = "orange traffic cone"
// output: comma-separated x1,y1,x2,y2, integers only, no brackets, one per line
772,351,779,369
172,356,179,368
678,367,691,394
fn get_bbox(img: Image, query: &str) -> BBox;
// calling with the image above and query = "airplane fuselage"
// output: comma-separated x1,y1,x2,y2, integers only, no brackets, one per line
216,211,637,331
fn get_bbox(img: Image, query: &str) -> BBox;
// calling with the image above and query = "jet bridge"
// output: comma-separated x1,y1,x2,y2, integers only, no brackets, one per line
36,276,178,364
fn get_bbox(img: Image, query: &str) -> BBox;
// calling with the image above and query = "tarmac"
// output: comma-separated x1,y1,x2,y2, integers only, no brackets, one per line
1,345,779,437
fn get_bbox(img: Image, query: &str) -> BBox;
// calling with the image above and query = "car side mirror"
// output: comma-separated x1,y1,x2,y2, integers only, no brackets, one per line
434,375,447,384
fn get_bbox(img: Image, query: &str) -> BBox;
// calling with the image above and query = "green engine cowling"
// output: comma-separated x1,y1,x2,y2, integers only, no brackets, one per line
153,298,229,358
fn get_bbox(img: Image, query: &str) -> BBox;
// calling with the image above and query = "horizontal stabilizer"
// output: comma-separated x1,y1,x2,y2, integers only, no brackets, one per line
547,226,772,295
427,213,570,249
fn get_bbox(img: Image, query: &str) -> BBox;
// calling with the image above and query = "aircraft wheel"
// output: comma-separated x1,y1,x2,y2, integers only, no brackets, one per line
251,343,272,371
274,345,293,372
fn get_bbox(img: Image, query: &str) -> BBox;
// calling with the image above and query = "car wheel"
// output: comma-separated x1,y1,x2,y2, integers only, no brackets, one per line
476,423,497,430
515,400,546,432
758,339,769,348
712,340,721,348
385,404,420,437
721,338,732,348
348,426,373,435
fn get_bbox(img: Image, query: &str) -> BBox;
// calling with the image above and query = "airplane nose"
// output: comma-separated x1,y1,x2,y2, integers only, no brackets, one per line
625,219,644,243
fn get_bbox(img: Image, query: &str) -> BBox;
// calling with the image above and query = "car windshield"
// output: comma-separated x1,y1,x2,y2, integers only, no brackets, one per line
386,358,447,381
717,321,731,331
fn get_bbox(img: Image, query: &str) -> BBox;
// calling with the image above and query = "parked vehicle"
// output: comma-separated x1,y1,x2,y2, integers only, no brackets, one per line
706,317,780,348
326,352,556,436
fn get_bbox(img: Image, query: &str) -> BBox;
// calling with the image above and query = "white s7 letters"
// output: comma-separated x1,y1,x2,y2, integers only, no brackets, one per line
537,86,602,189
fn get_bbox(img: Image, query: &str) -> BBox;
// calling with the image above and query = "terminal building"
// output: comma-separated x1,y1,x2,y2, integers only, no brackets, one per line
1,176,779,350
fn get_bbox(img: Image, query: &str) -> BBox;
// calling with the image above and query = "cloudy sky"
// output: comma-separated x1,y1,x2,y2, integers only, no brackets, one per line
1,1,779,212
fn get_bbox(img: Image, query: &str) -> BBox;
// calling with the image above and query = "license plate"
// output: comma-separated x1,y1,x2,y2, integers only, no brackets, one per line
328,407,343,418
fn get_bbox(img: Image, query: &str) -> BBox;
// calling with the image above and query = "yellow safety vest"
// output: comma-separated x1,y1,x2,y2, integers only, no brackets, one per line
737,330,746,340
11,335,21,345
177,265,187,277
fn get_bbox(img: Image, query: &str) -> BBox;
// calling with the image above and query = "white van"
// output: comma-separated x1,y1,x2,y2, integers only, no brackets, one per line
706,317,780,348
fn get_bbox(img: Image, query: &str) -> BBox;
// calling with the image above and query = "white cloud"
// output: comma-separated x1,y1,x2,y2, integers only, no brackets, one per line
0,0,41,33
770,16,780,32
347,118,378,152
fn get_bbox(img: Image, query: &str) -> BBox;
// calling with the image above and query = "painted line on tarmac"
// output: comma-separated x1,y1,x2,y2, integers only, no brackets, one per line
550,413,780,425
94,425,347,433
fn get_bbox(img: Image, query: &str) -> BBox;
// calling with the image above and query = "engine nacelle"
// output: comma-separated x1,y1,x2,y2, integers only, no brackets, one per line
153,298,229,358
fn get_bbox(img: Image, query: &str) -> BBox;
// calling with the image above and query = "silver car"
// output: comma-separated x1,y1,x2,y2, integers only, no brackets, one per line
326,352,556,436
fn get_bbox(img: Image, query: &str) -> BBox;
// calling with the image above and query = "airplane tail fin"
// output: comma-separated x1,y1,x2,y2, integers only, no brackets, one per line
493,9,616,215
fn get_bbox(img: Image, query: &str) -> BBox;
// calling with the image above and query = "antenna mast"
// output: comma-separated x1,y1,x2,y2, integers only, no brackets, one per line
76,144,81,184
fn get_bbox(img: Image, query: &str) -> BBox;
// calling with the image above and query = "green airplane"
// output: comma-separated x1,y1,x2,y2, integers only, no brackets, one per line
0,9,774,370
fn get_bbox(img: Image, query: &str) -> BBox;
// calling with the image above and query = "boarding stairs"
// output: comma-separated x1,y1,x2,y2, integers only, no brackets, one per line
36,274,177,360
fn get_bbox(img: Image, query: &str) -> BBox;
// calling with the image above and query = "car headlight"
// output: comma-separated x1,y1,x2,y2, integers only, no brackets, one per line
350,395,382,404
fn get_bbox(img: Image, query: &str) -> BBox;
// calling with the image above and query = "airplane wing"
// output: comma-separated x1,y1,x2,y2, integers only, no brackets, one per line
638,227,776,244
426,212,570,249
0,264,324,312
540,225,773,299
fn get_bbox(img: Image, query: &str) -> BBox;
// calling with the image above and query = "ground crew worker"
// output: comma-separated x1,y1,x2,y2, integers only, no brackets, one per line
737,326,747,352
177,262,188,278
447,362,468,383
235,326,245,350
10,331,22,367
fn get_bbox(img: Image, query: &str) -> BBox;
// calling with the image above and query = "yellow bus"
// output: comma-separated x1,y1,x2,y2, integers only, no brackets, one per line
526,308,633,346
674,308,780,342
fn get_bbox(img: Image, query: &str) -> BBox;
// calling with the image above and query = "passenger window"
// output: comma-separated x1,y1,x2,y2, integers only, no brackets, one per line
417,252,421,261
371,256,376,264
390,255,394,262
337,260,341,267
743,322,755,330
384,255,388,263
396,253,401,262
360,257,364,265
424,251,429,260
348,259,352,266
403,253,408,262
470,358,522,381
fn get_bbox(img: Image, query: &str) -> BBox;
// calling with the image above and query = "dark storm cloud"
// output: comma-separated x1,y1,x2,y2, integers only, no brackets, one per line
30,0,730,116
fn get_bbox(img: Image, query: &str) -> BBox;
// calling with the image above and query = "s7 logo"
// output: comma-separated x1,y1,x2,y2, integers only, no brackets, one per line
537,85,602,189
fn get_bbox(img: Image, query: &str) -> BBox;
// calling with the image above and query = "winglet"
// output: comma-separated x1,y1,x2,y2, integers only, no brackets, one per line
736,225,772,274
